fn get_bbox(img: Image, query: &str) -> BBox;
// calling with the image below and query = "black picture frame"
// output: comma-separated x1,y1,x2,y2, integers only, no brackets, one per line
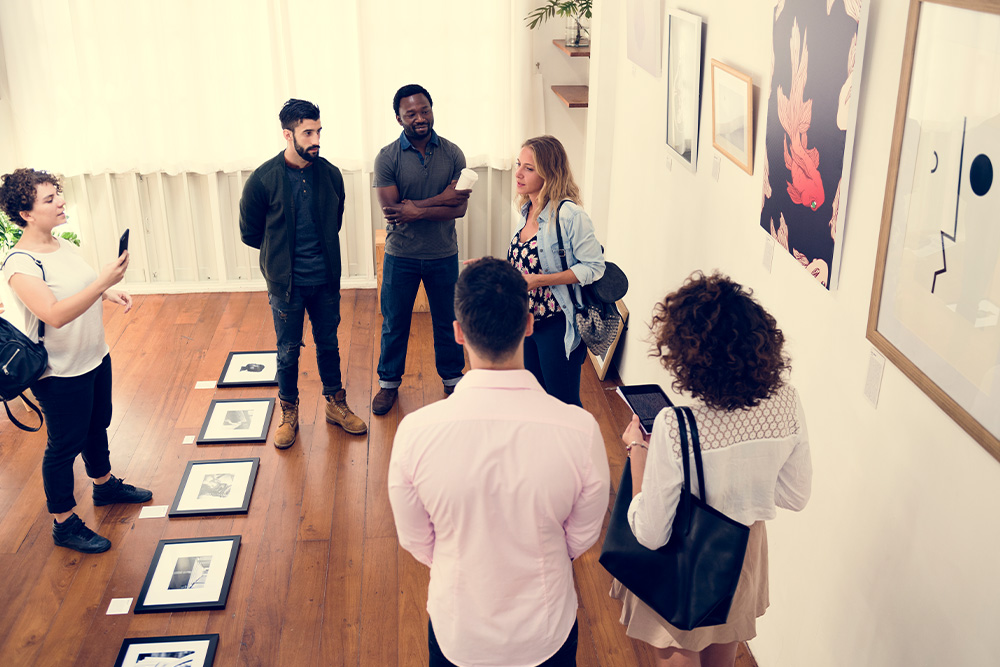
135,536,241,614
113,633,219,667
217,350,279,388
196,398,275,445
168,458,260,517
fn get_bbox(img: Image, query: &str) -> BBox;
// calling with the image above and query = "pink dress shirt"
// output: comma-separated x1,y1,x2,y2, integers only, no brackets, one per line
388,369,610,667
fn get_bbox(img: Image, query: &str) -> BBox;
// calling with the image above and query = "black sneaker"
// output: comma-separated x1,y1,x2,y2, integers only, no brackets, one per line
53,514,111,553
93,475,153,506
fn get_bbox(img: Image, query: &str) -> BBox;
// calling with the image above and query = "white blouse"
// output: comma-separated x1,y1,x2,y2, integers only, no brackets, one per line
627,384,812,550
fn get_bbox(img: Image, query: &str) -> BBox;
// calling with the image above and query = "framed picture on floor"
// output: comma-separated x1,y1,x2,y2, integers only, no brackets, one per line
135,536,241,614
711,60,754,175
665,10,704,171
168,458,260,517
217,351,278,388
196,398,275,445
113,634,219,667
588,300,629,381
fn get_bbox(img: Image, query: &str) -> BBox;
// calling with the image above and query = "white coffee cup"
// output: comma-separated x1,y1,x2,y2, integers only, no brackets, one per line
455,168,479,191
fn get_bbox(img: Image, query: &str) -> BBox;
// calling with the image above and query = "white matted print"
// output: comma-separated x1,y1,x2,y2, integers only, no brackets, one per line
135,536,240,613
169,458,259,517
196,398,274,444
626,0,662,76
665,10,704,171
712,60,754,175
114,633,219,667
217,351,278,388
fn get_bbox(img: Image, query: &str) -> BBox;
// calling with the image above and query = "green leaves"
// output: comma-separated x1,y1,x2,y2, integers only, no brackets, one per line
524,0,593,30
0,210,81,254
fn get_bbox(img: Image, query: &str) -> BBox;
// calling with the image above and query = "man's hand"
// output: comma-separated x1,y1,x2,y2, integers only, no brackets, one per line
383,200,422,224
434,182,472,208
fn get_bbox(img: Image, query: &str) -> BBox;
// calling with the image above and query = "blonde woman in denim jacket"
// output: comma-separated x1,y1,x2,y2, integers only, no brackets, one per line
507,136,604,407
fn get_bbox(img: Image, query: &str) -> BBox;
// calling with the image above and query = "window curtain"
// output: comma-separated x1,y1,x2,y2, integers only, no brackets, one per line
0,0,538,176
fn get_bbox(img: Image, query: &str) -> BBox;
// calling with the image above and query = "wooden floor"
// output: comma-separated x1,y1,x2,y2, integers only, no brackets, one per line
0,290,757,667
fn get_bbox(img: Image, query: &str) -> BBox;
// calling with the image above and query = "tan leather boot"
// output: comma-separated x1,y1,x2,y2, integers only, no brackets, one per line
326,390,368,435
274,398,299,449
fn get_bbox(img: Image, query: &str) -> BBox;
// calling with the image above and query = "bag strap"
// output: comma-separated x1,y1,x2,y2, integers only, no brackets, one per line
680,406,707,503
1,251,46,342
552,200,584,310
3,393,43,432
673,406,707,504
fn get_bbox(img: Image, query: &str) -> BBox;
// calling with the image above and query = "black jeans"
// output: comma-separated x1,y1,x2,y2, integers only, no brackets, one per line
524,314,587,407
428,620,578,667
32,354,114,514
268,283,342,402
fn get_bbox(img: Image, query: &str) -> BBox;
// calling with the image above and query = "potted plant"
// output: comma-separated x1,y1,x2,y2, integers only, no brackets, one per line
525,0,592,47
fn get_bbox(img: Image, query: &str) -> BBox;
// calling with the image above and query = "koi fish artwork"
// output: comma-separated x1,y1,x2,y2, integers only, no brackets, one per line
793,248,830,287
777,19,825,212
770,214,789,252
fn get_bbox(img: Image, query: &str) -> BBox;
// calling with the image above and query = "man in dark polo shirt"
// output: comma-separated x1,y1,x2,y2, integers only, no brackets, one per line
239,98,367,448
372,84,471,415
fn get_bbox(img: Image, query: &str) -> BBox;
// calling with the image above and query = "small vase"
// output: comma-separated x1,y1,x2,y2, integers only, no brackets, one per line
565,15,591,47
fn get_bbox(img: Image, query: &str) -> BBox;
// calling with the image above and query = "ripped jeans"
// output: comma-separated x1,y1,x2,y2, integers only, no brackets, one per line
268,283,342,402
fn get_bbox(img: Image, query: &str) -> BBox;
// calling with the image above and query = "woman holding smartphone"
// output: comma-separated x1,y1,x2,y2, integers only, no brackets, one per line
1,168,152,554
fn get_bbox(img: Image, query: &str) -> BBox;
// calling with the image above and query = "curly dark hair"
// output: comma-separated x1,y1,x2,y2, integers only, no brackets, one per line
650,271,789,411
0,168,62,227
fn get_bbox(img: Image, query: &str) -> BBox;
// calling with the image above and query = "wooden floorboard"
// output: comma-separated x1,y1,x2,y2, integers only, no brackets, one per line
0,290,756,667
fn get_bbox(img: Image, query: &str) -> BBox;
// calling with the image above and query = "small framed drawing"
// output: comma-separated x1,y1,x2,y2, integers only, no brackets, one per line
135,536,241,614
665,10,704,171
196,398,275,445
169,458,260,517
711,60,754,175
113,634,219,667
217,351,278,388
588,300,629,381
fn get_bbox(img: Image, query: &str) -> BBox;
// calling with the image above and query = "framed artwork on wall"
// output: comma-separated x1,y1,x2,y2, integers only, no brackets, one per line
113,634,219,667
711,60,754,175
135,536,241,613
196,398,275,445
626,0,661,76
168,458,260,517
588,300,629,381
867,0,1000,463
665,10,704,171
758,0,869,290
217,351,278,388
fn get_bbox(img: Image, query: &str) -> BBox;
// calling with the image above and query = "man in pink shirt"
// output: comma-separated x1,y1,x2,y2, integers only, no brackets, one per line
388,258,610,667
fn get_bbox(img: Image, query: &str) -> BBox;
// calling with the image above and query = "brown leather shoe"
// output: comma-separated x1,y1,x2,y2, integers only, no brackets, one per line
372,387,398,416
326,390,368,434
274,398,298,449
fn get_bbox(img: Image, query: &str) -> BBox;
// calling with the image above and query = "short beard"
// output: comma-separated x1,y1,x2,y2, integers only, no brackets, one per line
294,138,318,162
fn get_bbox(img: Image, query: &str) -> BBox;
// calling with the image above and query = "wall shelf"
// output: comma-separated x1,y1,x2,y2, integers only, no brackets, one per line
551,85,589,108
552,39,590,58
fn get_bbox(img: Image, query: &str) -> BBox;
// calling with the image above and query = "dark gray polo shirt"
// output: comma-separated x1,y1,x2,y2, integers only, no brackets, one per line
373,131,466,259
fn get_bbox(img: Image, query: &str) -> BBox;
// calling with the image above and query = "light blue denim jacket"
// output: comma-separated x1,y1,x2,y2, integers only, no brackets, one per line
516,199,605,358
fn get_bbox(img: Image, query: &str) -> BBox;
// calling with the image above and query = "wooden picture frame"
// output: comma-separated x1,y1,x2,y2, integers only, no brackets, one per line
665,10,704,172
135,536,241,614
196,398,275,445
588,300,629,381
711,60,754,175
168,458,260,517
867,0,1000,462
217,351,278,388
113,634,219,667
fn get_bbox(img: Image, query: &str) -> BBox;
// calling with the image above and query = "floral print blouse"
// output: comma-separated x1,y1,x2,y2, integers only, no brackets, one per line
508,232,561,321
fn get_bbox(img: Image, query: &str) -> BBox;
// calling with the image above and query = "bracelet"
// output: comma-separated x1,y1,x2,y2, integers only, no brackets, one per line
626,441,648,454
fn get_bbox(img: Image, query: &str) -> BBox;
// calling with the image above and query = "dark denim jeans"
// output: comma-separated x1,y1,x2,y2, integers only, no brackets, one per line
428,619,578,666
524,314,587,407
377,253,465,389
268,283,342,402
32,354,114,514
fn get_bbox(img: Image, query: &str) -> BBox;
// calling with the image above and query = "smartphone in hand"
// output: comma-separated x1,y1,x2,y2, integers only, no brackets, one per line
118,229,130,258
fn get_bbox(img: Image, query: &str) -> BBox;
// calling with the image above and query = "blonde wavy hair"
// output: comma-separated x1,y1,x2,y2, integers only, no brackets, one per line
515,135,582,212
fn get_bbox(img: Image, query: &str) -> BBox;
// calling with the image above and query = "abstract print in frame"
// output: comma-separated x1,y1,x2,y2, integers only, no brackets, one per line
759,0,869,290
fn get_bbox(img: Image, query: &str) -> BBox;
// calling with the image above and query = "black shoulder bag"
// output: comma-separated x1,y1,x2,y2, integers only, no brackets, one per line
553,200,628,356
599,406,750,631
0,252,48,431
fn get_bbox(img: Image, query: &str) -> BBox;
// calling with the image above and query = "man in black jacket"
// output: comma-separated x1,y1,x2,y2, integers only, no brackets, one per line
239,99,367,448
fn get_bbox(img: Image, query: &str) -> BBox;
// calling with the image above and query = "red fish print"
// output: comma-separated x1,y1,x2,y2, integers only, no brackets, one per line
777,19,825,212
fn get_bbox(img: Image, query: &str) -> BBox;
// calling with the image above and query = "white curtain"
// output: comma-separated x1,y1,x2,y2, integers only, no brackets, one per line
0,0,538,175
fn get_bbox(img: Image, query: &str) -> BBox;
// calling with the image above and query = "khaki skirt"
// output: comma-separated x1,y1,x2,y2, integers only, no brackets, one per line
609,520,769,652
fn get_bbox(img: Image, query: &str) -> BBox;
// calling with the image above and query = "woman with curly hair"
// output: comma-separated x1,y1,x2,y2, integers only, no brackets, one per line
507,135,604,406
611,271,812,667
1,168,151,554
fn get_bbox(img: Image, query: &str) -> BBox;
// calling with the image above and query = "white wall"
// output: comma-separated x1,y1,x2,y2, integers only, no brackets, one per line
590,1,1000,665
